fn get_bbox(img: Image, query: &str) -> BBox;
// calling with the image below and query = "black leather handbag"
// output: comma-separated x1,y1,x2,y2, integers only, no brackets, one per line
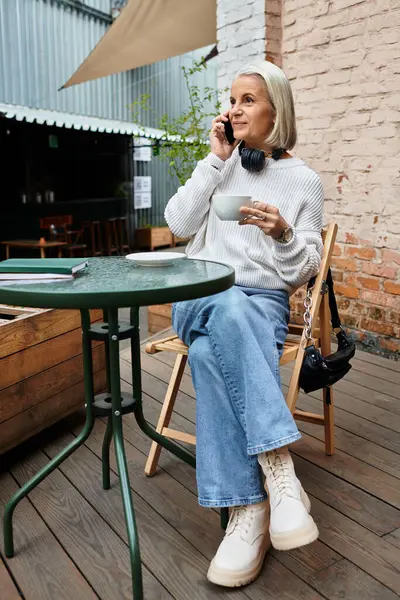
299,269,356,394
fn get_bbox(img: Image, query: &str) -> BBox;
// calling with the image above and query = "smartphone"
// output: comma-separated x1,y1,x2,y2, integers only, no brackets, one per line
224,118,235,145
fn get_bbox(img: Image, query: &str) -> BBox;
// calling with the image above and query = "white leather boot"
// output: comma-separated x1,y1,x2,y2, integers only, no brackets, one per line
258,448,318,551
207,501,271,587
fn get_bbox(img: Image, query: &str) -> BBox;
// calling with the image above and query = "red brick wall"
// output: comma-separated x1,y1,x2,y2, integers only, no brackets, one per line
290,238,400,357
281,0,400,359
217,0,400,358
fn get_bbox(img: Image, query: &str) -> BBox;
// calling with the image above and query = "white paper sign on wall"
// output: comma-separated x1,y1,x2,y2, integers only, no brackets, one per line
133,138,152,162
133,176,152,193
134,192,152,209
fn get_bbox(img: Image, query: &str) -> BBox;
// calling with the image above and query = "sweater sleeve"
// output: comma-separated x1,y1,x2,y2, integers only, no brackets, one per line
271,172,324,288
164,153,226,238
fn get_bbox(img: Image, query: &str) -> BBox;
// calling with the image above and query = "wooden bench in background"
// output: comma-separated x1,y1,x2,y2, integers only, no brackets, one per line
0,305,107,454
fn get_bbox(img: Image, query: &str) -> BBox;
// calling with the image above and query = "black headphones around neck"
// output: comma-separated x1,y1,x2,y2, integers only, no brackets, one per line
238,141,286,172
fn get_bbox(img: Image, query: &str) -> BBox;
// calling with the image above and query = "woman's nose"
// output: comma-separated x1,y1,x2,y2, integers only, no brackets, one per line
231,105,243,116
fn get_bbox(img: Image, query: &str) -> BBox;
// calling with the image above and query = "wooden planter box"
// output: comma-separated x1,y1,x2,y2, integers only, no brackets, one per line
135,227,173,251
172,234,191,247
0,305,107,455
148,304,172,334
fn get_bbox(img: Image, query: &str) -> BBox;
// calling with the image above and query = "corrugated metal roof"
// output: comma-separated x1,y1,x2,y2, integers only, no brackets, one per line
0,0,133,120
0,102,165,138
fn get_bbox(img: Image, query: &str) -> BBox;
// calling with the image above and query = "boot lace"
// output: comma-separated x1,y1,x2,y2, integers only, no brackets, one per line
226,506,255,537
266,451,292,501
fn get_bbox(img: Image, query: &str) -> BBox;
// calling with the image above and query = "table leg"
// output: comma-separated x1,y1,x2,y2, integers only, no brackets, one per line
3,309,96,558
102,417,113,490
129,307,196,468
5,245,9,259
101,309,113,490
40,247,45,259
106,307,143,599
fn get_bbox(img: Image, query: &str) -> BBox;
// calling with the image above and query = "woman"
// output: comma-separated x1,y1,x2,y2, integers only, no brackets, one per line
164,61,324,588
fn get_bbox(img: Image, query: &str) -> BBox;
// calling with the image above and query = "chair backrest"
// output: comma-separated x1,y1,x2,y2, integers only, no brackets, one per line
285,222,338,412
39,215,73,230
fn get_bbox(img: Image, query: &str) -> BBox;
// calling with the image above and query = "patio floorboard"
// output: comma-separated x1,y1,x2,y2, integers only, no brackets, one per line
1,329,399,599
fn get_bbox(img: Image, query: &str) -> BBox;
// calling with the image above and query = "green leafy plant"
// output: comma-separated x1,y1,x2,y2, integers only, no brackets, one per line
131,60,227,186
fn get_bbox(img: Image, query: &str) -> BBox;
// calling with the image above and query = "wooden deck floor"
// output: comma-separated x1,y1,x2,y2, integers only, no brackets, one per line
1,329,400,600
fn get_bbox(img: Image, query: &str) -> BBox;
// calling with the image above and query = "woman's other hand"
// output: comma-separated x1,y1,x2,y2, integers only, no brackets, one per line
210,112,240,161
239,201,288,239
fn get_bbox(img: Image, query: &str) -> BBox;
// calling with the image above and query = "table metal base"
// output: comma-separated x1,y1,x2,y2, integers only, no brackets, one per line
3,306,228,599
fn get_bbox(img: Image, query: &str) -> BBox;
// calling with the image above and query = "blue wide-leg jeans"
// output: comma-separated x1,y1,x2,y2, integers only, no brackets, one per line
172,285,302,508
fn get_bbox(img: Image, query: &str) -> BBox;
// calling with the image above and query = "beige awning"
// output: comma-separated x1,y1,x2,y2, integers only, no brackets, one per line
62,0,216,89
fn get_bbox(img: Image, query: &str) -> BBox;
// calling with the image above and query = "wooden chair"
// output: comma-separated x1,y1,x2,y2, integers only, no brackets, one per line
83,220,104,256
105,218,120,255
117,216,131,255
144,223,338,477
40,215,87,257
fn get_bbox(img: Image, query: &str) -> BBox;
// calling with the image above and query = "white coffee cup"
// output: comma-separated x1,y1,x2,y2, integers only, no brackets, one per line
212,194,252,221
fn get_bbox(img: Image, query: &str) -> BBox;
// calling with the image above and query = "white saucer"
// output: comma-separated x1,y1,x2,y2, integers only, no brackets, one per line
125,252,187,267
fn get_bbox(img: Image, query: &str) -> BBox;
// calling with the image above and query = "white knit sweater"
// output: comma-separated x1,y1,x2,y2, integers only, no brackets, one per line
165,148,324,294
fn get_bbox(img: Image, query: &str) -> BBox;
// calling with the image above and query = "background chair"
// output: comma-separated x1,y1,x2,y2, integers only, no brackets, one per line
143,223,338,477
40,215,87,257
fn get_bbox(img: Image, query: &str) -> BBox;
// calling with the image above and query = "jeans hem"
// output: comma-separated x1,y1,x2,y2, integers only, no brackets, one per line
247,432,302,456
198,493,268,508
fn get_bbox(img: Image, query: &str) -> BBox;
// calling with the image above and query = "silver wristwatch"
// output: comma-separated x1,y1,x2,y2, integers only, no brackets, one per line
275,226,293,244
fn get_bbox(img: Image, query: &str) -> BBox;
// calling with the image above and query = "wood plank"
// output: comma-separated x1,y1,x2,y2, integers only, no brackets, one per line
148,313,174,334
350,355,400,385
351,347,400,373
143,342,192,374
0,329,102,392
295,397,400,479
162,427,196,445
0,344,105,423
148,304,173,319
308,495,400,595
139,353,400,483
0,305,39,317
73,420,327,600
0,308,102,359
42,430,253,600
139,352,400,478
125,356,400,535
332,376,400,415
121,357,197,424
292,454,400,536
292,558,400,600
299,395,400,466
291,434,400,511
123,366,400,538
383,529,400,551
10,449,173,600
140,352,196,397
0,472,97,600
0,369,107,454
293,377,400,436
115,387,400,600
108,390,347,592
0,555,21,600
144,330,400,417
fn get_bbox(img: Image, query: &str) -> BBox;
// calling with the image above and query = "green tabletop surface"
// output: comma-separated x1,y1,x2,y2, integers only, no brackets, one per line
0,256,235,309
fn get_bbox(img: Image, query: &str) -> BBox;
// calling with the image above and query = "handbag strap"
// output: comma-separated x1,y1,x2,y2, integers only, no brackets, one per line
307,267,341,331
305,268,355,354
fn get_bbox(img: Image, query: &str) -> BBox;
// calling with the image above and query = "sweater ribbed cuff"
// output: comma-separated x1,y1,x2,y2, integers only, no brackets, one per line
205,153,226,171
272,227,302,258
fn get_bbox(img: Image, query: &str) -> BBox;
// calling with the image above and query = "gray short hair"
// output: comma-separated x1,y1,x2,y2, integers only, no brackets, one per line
236,61,297,150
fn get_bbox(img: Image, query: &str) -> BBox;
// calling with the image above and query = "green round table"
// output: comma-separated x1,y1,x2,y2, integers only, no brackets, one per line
1,256,235,600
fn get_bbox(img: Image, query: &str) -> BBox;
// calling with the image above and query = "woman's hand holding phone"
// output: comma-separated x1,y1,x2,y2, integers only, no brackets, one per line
210,111,239,161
